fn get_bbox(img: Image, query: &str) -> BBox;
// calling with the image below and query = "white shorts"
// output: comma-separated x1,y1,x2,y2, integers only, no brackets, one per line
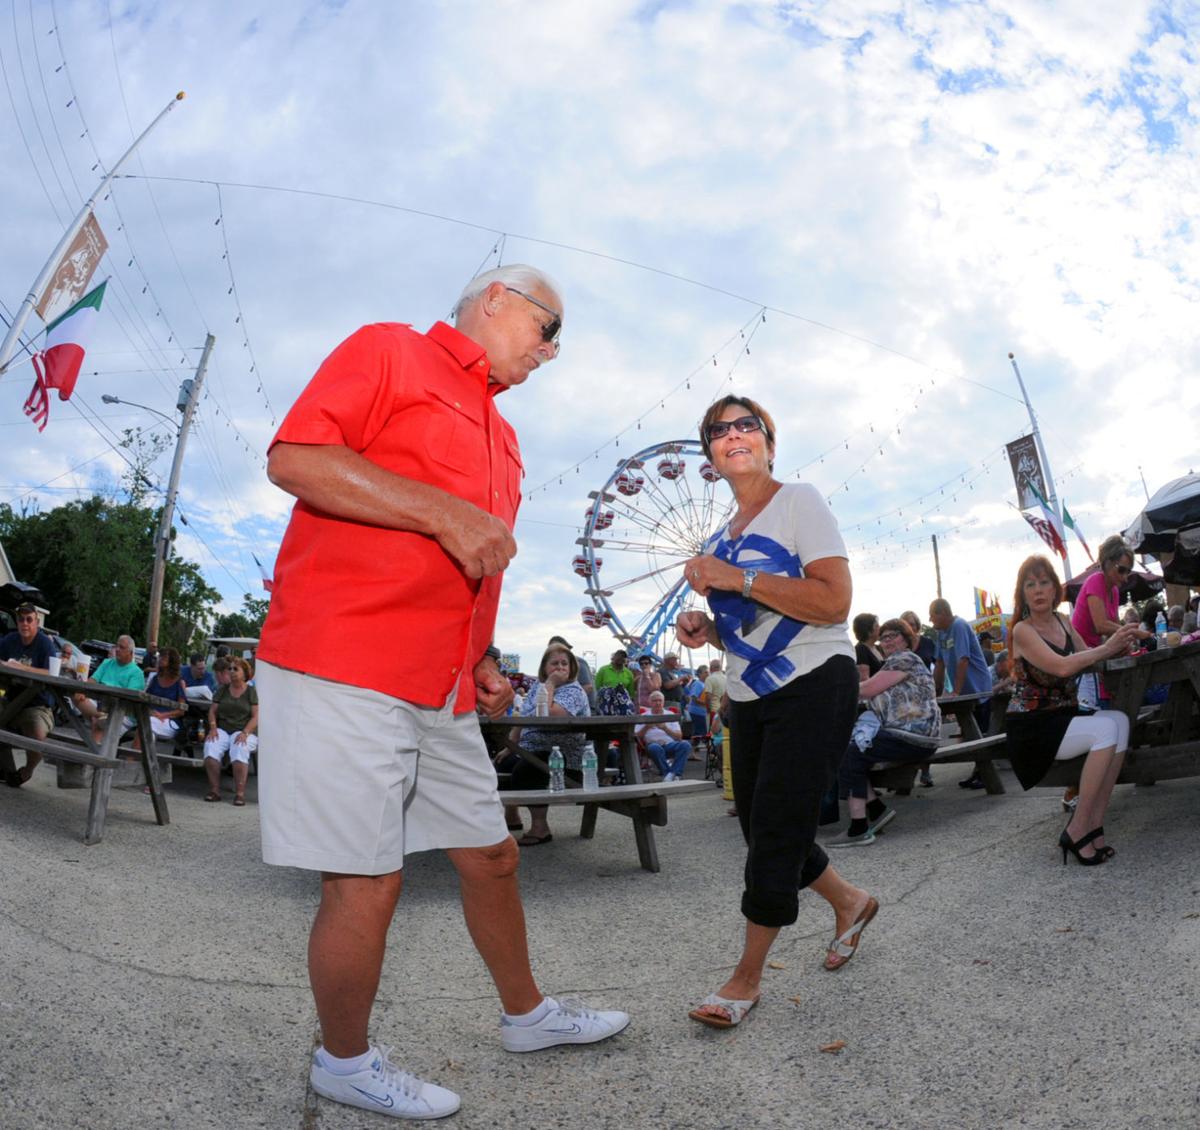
1054,710,1130,760
255,660,508,875
205,728,258,765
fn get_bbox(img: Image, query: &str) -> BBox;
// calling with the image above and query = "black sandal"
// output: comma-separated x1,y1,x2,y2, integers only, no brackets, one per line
1059,826,1106,866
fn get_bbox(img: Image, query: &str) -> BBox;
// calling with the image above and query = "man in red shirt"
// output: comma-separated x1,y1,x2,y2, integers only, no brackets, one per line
256,265,628,1120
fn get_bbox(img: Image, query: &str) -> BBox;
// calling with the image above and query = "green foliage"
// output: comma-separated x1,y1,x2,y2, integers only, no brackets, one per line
212,592,270,639
0,492,221,652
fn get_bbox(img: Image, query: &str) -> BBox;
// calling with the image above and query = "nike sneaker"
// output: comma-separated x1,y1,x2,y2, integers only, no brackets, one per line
310,1044,460,1120
500,996,631,1053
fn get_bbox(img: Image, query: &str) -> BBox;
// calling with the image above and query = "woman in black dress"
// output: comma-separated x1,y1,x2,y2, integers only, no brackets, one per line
1005,556,1140,864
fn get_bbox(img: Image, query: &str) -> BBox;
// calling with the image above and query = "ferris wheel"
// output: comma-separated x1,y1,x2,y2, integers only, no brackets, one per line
572,439,735,659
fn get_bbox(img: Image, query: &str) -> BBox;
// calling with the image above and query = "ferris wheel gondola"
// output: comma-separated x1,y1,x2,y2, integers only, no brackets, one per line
574,439,733,659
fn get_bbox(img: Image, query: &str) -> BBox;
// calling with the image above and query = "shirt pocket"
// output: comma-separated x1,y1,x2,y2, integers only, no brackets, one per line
503,434,523,510
421,384,486,475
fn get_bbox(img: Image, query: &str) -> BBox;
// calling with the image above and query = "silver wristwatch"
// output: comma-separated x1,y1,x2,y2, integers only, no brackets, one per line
742,569,758,599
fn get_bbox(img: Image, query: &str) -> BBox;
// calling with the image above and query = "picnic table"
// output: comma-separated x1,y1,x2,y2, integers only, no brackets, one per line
936,691,1006,794
479,713,714,872
0,664,171,844
1082,639,1200,786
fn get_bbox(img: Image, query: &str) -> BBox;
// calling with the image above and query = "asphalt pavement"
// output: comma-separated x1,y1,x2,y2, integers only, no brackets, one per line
1,759,1197,1130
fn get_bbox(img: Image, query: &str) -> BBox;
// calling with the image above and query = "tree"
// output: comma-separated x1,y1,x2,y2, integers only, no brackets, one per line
0,493,221,651
212,592,270,639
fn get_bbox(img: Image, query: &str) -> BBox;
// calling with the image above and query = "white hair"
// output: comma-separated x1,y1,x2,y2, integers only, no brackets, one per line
453,264,562,317
117,634,135,649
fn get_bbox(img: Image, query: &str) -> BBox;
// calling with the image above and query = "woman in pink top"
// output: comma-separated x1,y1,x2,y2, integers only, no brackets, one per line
1070,535,1135,648
1066,535,1146,811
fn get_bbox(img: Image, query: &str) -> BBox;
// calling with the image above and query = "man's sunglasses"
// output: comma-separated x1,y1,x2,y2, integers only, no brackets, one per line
505,287,561,349
706,415,764,442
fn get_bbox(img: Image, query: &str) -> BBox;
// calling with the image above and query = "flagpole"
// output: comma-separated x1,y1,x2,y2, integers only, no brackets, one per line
0,92,186,380
1008,352,1073,579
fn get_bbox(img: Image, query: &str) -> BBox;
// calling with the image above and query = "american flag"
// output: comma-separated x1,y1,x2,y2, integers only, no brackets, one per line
1020,509,1067,558
23,374,50,432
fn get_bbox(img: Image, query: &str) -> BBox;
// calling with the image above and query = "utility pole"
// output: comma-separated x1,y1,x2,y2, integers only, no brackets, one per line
1008,352,1072,579
146,333,214,648
932,534,943,599
0,93,185,379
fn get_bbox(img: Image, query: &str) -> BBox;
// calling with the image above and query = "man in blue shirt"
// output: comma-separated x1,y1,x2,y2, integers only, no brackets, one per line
929,598,991,789
181,653,217,693
1,603,60,787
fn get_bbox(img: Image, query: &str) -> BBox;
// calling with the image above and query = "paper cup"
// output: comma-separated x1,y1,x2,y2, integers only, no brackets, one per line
48,656,62,677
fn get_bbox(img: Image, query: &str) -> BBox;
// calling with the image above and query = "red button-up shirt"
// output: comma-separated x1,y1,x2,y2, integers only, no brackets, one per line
257,321,522,712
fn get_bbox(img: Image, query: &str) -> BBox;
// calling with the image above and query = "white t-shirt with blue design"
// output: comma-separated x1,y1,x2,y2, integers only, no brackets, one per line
704,483,855,702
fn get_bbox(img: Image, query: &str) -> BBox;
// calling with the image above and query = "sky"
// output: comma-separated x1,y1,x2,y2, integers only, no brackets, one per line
1,0,1197,672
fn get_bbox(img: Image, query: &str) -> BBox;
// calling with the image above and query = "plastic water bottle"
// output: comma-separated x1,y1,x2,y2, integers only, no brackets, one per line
1155,611,1167,641
581,744,599,791
535,684,549,716
548,745,565,793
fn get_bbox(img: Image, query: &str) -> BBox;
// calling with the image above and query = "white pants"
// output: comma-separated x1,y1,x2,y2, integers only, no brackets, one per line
205,728,258,765
150,716,179,740
1054,710,1130,760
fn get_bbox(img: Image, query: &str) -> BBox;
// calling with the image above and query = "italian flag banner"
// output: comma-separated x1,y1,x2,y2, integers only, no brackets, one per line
24,280,107,432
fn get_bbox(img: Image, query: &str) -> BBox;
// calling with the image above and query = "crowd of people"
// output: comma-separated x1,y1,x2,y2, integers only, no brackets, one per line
0,613,260,805
5,260,1195,1123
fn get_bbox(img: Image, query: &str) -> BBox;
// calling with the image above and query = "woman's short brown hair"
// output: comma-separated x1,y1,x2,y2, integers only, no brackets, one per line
1011,555,1063,630
537,645,578,683
698,395,777,464
229,657,254,681
879,618,916,650
851,612,879,642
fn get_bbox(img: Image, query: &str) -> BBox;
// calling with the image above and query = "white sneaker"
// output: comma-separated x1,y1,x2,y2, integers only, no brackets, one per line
501,996,631,1053
663,772,676,782
310,1044,460,1120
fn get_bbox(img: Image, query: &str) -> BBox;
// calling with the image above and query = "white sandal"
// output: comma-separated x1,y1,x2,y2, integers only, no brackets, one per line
688,992,759,1029
823,896,880,971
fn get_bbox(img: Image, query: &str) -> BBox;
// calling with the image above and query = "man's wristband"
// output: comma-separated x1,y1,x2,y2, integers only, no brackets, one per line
484,644,502,663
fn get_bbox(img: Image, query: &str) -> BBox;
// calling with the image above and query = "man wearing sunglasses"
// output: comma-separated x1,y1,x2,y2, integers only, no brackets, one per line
256,265,628,1120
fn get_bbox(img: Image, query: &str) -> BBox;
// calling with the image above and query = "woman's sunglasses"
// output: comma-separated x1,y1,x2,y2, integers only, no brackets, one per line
705,415,763,442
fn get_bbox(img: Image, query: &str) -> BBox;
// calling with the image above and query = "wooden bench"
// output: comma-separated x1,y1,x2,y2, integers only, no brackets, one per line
501,779,716,872
869,732,1009,795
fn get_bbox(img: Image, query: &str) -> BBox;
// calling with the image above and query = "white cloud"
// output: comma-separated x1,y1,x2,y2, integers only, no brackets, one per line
1,0,1197,668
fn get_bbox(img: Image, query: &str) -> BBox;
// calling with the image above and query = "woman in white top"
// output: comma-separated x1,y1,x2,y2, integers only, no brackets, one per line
676,395,879,1029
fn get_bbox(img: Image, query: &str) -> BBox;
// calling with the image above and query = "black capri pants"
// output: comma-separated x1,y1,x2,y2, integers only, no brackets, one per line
729,654,859,929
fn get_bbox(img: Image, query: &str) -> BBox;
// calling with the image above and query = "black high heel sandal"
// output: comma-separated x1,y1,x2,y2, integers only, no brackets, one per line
1091,825,1115,860
1059,826,1108,866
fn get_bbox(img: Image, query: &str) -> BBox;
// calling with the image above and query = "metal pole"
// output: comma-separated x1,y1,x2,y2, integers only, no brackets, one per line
1008,352,1073,578
0,92,186,379
1137,465,1151,502
146,333,213,648
932,534,942,599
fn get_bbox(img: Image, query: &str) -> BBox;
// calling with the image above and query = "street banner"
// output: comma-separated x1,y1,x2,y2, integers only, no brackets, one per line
1006,434,1047,511
34,213,108,323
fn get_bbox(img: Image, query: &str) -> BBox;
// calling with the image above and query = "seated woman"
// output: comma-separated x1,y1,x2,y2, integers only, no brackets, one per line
634,654,662,709
1006,555,1141,864
203,657,258,806
852,612,884,680
498,644,589,846
832,618,941,846
145,647,187,742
